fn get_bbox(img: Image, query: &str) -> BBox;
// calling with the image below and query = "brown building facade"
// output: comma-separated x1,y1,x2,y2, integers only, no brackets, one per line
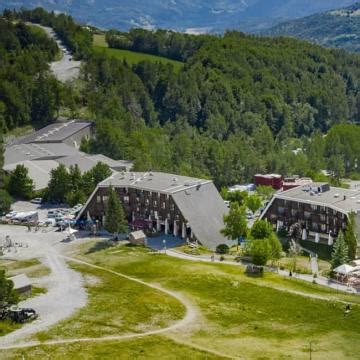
78,172,229,250
261,183,360,251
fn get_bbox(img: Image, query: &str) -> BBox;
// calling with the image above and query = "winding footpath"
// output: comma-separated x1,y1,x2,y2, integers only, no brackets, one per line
0,256,236,359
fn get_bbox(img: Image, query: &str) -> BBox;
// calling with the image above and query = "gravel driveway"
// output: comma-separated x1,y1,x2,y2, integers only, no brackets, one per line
0,225,87,346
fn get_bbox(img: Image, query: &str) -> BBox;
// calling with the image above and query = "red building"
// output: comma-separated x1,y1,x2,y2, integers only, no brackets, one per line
254,174,283,190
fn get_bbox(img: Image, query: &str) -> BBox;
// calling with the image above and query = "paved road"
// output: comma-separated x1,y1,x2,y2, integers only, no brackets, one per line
30,23,81,82
0,225,87,347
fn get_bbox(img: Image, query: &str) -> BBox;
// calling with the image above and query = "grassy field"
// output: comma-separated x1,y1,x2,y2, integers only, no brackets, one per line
3,240,360,359
0,258,51,278
93,34,183,72
34,260,184,342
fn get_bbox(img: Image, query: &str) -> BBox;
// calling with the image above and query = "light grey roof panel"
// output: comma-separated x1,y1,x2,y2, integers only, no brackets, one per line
9,274,32,289
274,183,360,213
12,120,91,144
100,171,212,194
172,182,228,250
5,142,80,166
3,160,58,190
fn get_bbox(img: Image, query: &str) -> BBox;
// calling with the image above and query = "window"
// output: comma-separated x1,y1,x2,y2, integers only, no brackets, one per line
96,196,101,203
304,211,311,219
320,214,326,222
102,196,108,203
124,196,129,203
153,200,157,207
277,207,284,214
170,204,175,211
311,204,318,211
162,202,166,209
321,224,326,232
291,209,297,216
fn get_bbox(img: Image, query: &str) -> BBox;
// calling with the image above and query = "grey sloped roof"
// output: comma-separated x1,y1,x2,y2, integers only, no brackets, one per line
4,143,79,166
100,171,212,194
88,154,133,171
172,182,229,250
12,120,92,145
3,160,59,190
9,274,32,290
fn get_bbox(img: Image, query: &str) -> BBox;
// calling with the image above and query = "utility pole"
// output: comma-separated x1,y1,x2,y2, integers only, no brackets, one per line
309,341,313,360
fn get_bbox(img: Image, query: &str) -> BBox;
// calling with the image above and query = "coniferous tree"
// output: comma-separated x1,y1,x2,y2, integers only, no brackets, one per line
104,186,128,238
7,164,34,199
46,164,71,203
331,231,349,270
345,212,357,260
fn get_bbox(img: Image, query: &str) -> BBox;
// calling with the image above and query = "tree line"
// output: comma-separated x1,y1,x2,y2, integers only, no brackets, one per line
4,7,93,59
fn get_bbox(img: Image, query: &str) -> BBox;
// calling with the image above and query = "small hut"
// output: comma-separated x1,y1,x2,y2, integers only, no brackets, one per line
129,230,146,246
9,274,32,296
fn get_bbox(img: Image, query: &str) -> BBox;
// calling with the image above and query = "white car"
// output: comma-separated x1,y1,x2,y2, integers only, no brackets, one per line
5,211,17,219
31,198,43,204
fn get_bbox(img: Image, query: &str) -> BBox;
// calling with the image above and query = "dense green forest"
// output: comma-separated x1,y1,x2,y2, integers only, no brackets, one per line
4,7,93,59
2,8,360,193
0,17,63,131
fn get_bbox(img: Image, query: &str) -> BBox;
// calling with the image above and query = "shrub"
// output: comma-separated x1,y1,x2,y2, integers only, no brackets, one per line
216,244,229,254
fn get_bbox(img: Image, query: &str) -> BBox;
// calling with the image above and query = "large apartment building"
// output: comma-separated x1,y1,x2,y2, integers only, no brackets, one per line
77,171,229,250
260,183,360,253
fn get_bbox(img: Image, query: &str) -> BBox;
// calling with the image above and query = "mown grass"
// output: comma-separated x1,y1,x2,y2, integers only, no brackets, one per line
2,336,221,360
93,34,184,72
4,240,360,359
71,241,360,359
34,261,185,342
0,320,21,337
0,258,51,279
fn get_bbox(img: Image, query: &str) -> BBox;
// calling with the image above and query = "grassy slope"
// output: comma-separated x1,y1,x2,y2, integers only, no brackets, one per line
93,34,184,72
3,240,360,359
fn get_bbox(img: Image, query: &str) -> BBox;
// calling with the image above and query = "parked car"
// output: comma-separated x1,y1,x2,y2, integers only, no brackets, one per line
47,210,61,218
5,211,17,219
30,198,42,204
224,200,230,208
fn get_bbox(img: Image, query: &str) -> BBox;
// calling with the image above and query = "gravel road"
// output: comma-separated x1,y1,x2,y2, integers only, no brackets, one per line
30,23,81,82
0,225,87,347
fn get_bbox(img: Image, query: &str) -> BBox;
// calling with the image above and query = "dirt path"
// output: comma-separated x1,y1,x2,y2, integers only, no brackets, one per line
0,240,87,347
0,257,198,347
0,256,238,358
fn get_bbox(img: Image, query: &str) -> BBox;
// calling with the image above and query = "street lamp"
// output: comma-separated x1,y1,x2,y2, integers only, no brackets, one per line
163,239,167,254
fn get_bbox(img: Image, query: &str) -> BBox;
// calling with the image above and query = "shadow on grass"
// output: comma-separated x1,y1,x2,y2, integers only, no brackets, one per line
86,240,114,254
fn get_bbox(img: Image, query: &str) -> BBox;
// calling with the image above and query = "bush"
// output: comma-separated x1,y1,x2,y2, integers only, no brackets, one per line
216,244,230,254
277,226,288,238
250,239,271,266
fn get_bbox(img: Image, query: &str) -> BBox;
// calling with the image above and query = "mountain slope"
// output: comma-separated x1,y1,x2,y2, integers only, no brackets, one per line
267,2,360,52
0,1,357,32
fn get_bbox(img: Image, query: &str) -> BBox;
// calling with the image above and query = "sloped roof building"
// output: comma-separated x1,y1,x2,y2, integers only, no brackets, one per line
4,120,133,190
78,171,228,250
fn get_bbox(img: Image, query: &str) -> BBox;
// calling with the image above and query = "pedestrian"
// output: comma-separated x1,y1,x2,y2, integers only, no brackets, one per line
289,270,292,277
344,304,351,317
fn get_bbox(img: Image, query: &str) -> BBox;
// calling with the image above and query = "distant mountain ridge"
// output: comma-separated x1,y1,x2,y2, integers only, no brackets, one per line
267,2,360,53
0,0,357,32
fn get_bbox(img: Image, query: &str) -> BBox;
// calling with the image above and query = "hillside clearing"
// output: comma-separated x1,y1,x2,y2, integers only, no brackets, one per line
93,34,183,72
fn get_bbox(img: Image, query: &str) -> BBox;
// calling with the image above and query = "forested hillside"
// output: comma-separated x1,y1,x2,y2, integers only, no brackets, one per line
3,8,360,190
267,3,360,53
0,17,61,131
